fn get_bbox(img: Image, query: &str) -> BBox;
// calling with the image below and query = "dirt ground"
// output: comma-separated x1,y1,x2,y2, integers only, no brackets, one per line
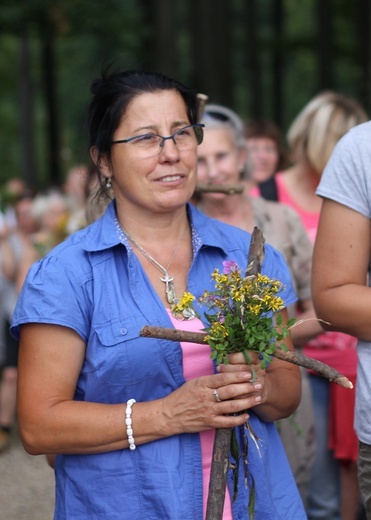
0,425,55,520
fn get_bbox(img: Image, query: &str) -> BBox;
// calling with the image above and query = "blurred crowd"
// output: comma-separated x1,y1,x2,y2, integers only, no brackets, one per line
0,89,368,520
0,165,108,451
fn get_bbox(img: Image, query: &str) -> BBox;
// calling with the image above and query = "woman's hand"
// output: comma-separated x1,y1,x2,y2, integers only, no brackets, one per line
161,370,263,436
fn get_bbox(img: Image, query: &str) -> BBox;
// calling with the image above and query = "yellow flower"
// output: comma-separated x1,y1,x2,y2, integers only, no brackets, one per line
257,273,271,284
268,297,284,311
249,303,263,315
171,292,195,313
209,321,229,338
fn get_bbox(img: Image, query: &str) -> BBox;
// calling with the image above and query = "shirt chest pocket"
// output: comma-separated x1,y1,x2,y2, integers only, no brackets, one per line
88,317,163,388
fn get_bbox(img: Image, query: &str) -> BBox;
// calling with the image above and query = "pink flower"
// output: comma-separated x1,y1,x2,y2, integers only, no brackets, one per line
222,260,238,274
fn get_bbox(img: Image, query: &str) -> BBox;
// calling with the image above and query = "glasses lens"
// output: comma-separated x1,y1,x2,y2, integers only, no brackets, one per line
131,135,162,148
173,125,203,149
194,125,204,145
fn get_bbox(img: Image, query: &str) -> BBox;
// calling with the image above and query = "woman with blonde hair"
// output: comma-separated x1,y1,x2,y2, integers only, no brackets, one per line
287,92,366,173
275,91,368,520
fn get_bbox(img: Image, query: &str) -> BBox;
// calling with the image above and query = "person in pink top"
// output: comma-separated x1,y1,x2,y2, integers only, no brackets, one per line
275,91,368,520
244,119,288,201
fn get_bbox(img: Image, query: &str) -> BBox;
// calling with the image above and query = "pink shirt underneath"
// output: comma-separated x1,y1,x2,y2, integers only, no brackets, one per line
275,173,320,244
167,310,233,520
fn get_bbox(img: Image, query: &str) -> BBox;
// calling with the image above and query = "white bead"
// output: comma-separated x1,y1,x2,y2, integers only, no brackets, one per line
125,398,137,451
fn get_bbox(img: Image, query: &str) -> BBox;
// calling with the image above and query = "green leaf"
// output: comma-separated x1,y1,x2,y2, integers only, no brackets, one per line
250,368,257,382
242,350,251,365
248,475,257,520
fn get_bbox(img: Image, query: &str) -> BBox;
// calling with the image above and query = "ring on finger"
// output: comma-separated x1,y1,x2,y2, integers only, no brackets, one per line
213,388,222,402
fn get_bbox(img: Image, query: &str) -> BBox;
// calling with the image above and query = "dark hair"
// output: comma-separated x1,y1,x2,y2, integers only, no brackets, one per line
244,119,288,171
87,69,199,163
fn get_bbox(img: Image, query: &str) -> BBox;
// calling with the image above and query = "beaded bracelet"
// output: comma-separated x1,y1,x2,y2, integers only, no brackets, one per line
125,398,136,450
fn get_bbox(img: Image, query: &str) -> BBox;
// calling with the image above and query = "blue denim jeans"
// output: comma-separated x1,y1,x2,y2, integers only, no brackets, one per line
307,375,341,520
358,441,371,519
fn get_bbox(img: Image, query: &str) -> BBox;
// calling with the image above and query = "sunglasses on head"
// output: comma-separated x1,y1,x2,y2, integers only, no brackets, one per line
204,110,231,123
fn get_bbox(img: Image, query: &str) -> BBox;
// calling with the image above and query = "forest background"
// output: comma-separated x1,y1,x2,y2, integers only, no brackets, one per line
0,0,370,189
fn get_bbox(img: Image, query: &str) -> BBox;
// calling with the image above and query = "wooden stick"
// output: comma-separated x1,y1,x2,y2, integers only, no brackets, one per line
140,326,353,389
245,226,265,276
194,183,244,195
196,93,209,122
205,424,231,518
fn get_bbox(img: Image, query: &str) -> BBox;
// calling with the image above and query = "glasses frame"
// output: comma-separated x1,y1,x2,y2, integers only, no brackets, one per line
111,123,205,149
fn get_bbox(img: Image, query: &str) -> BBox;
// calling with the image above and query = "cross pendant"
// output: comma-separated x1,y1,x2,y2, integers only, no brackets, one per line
160,272,176,304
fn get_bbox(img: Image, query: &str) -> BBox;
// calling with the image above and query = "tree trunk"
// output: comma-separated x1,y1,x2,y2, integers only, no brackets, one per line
317,0,334,89
41,31,60,186
243,0,262,118
189,0,233,104
356,0,371,112
19,31,36,188
148,0,177,78
271,0,284,128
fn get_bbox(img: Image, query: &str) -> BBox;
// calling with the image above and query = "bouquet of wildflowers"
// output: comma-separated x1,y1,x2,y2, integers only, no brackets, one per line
172,260,295,371
173,259,296,518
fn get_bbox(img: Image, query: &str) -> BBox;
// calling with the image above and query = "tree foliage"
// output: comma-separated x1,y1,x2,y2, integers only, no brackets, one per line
0,0,369,188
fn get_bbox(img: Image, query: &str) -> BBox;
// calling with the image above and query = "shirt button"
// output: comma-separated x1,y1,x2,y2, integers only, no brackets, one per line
120,328,128,335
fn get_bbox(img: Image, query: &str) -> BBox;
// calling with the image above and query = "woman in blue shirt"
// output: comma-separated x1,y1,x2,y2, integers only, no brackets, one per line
12,69,306,519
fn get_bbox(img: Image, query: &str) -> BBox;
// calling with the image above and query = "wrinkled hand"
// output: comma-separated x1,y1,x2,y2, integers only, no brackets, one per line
163,370,263,436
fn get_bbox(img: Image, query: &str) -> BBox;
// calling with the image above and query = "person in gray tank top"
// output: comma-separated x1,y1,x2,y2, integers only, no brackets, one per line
313,120,371,519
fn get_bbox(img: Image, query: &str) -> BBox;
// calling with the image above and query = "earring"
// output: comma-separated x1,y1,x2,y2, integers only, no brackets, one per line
105,177,112,189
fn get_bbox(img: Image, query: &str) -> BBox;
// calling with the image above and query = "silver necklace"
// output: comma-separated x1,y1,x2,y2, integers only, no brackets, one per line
121,225,195,319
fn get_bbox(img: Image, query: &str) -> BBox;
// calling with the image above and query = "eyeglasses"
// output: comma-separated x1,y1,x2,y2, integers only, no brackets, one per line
111,123,204,157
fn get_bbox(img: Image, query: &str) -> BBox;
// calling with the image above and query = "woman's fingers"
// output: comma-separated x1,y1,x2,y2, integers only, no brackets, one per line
164,370,265,434
215,359,267,402
227,351,262,365
213,380,262,403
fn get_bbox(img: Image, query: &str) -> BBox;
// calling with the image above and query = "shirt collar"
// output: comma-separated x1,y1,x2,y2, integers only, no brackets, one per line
81,200,122,252
81,199,229,255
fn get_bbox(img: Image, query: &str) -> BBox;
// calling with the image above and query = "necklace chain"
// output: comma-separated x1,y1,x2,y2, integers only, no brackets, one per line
121,225,187,306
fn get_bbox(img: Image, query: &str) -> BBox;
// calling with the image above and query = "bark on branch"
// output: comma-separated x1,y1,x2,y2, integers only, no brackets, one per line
194,183,245,195
139,326,353,389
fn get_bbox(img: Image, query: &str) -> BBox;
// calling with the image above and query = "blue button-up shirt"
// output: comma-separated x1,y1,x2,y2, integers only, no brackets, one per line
12,202,306,519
